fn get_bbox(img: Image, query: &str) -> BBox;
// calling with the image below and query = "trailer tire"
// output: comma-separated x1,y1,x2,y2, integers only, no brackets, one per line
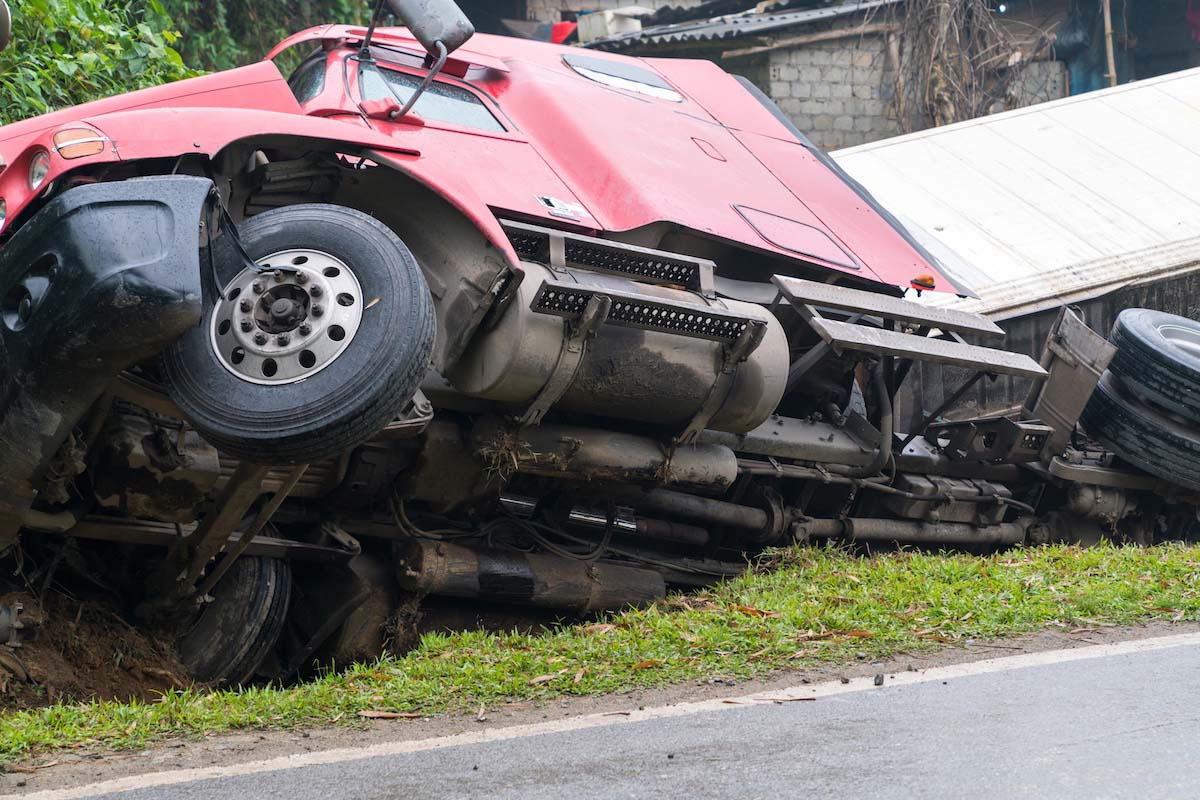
1080,371,1200,492
177,556,292,687
1108,309,1200,425
161,204,435,464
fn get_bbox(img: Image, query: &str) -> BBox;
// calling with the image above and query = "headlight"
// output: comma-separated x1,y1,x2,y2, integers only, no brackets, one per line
0,198,6,232
28,151,51,191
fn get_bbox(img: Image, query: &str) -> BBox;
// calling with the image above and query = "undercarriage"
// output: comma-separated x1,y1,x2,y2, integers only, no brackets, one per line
2,171,1193,687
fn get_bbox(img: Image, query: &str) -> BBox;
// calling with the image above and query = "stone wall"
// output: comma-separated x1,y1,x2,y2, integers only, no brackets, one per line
755,34,900,150
736,32,1068,151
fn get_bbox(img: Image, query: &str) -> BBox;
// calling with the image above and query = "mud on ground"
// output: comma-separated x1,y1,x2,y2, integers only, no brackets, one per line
0,591,554,711
0,593,186,710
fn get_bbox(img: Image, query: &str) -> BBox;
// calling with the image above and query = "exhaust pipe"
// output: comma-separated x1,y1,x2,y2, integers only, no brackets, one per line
797,517,1031,546
396,539,665,613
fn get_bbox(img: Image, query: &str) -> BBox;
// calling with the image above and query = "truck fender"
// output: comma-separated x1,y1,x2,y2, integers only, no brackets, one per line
84,107,523,370
0,176,213,543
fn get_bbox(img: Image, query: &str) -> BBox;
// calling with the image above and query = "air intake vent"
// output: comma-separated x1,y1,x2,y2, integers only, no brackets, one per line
532,281,751,344
562,241,701,288
508,231,546,260
502,220,714,296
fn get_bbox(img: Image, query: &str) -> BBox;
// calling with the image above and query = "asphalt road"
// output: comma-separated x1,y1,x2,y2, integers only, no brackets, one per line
28,635,1200,800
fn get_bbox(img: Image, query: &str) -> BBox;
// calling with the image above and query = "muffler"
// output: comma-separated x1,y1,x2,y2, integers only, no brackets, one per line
396,539,665,613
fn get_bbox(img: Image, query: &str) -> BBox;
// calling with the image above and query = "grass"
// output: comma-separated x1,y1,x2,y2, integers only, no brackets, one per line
4,543,1200,763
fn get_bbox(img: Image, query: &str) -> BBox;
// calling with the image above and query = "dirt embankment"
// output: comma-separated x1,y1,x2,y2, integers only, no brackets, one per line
0,593,186,710
0,591,553,711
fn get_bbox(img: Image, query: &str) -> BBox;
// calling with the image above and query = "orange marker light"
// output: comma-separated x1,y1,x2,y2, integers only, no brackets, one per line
53,129,106,160
910,274,936,291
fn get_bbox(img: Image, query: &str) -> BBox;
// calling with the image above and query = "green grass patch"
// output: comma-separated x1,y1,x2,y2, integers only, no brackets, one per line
4,543,1200,762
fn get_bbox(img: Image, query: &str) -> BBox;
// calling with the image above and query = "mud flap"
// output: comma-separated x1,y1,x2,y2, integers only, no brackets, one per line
0,176,212,543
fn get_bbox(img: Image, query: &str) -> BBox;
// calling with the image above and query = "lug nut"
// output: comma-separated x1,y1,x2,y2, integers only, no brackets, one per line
252,281,265,295
297,272,310,285
253,332,268,345
240,319,253,332
277,334,290,346
273,269,285,282
299,323,312,336
309,285,323,298
311,304,324,318
239,299,252,312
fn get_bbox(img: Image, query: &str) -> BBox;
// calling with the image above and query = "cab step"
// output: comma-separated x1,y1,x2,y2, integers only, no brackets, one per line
771,275,1046,379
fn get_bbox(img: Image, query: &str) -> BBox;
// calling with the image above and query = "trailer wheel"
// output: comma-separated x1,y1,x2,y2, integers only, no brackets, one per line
1108,309,1200,424
1080,371,1200,492
177,556,292,687
161,204,435,464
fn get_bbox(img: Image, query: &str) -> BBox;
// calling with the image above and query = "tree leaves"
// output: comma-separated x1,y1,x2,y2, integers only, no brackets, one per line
0,0,197,126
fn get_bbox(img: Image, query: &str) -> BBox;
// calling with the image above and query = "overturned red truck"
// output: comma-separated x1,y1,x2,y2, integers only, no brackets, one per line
1,0,1197,685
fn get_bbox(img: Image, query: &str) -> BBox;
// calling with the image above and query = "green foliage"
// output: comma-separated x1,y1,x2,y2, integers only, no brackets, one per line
3,543,1200,761
160,0,368,72
0,0,197,125
0,0,374,127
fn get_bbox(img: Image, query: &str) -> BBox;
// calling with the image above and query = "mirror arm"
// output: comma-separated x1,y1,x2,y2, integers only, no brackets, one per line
390,40,448,120
358,0,388,62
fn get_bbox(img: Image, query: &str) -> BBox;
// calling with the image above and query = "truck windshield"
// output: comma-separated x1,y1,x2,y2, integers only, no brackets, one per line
359,62,504,133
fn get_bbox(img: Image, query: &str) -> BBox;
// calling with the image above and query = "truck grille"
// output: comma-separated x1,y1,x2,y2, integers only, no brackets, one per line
503,220,713,295
532,281,752,344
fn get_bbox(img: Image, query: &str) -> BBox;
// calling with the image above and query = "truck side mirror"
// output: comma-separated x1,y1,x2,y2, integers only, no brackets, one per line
386,0,474,55
0,1,11,53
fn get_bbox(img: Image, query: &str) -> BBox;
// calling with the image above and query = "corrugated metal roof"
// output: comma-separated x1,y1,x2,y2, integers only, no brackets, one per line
832,67,1200,321
585,0,901,52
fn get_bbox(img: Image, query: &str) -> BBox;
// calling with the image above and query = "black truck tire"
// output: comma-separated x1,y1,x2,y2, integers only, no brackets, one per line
1108,308,1200,424
1080,371,1200,492
177,556,292,687
162,204,435,464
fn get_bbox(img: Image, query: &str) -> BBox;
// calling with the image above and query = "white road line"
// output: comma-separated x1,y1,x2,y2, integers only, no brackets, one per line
12,631,1200,800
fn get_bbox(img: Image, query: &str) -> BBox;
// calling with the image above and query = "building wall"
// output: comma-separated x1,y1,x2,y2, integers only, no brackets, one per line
525,0,707,23
737,33,1068,150
757,34,900,150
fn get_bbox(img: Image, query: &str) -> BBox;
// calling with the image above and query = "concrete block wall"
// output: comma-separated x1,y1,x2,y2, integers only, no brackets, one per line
525,0,707,23
757,34,900,150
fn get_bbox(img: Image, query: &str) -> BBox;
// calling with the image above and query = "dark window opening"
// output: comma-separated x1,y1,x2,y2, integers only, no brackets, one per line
287,53,327,104
359,63,505,132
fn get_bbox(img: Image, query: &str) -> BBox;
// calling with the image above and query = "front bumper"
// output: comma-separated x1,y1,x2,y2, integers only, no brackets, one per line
0,176,212,542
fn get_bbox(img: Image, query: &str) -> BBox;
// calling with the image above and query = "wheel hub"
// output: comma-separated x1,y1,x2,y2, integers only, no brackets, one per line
211,248,364,385
256,287,309,333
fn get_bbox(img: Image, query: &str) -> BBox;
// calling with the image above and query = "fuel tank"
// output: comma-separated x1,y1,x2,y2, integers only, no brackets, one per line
447,262,788,432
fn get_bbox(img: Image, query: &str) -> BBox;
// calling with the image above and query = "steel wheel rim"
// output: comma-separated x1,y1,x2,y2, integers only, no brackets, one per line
210,248,365,385
1158,323,1200,360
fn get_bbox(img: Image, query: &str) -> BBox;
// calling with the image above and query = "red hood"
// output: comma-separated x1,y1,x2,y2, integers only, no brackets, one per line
301,27,962,294
1,27,961,295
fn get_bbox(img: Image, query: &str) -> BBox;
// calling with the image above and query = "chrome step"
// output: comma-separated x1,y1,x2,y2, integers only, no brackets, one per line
771,274,1045,379
810,318,1046,378
772,274,1004,338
